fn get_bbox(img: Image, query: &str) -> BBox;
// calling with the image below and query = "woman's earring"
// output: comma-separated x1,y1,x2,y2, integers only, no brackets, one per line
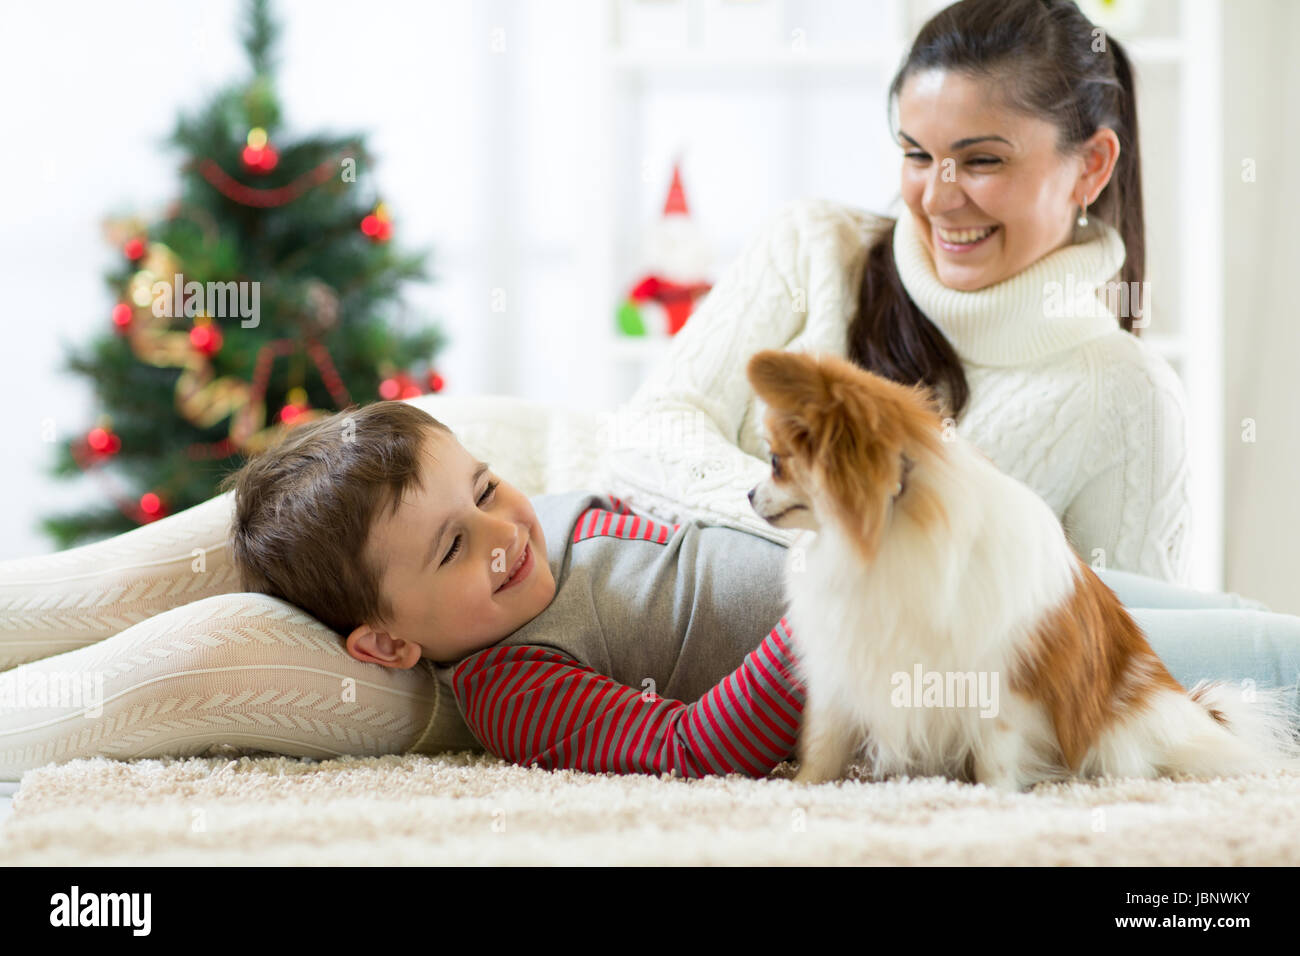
1077,201,1089,228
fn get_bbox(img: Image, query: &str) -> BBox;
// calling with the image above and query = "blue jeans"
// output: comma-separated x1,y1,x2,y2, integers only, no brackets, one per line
1095,568,1300,715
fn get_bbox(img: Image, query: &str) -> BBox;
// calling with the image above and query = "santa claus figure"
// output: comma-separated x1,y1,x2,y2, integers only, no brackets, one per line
616,160,714,338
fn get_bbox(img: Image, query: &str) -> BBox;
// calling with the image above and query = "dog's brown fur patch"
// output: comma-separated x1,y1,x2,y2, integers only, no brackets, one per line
1010,553,1185,770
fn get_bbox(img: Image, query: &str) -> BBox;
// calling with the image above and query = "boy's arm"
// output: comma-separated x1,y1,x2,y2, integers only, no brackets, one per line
449,618,806,778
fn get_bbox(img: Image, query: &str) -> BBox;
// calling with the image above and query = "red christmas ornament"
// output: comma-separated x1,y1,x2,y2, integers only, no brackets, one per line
278,387,312,425
361,202,392,242
426,370,445,393
111,303,133,330
139,492,165,520
86,426,121,456
124,238,146,260
189,323,223,356
241,127,280,175
379,373,422,400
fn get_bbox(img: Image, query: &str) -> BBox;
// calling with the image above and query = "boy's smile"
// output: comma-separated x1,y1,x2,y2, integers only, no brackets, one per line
345,427,556,669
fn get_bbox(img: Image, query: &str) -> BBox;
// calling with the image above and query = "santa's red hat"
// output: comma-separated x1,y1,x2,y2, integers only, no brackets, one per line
663,160,689,216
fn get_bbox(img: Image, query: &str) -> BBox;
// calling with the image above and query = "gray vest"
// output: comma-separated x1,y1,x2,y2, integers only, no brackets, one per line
412,490,791,754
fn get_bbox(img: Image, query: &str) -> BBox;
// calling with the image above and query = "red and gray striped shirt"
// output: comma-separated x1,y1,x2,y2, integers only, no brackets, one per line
421,491,808,778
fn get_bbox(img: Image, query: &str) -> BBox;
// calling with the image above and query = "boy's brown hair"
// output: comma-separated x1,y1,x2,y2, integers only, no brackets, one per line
217,400,450,636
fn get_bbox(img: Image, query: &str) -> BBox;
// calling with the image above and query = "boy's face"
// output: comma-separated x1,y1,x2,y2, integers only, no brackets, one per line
345,428,556,669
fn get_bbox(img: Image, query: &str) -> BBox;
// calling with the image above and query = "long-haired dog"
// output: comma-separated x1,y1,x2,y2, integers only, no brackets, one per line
745,348,1300,791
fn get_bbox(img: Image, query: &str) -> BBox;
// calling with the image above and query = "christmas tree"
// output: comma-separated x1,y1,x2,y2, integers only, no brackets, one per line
43,0,447,548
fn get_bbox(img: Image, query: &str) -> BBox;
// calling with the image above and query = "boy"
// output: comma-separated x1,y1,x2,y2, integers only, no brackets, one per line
220,400,808,778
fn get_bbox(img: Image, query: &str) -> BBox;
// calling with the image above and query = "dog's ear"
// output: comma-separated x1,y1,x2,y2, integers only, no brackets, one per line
746,350,827,411
747,350,828,457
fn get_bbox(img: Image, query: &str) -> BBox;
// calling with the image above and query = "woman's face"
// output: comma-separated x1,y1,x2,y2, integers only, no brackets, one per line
896,68,1119,291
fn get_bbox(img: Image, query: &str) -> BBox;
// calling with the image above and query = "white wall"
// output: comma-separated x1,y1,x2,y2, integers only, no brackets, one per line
1222,0,1300,614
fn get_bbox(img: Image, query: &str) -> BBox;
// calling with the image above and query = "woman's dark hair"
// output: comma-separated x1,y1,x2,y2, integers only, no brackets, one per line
848,0,1144,421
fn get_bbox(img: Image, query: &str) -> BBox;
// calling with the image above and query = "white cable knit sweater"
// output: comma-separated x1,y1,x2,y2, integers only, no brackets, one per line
603,197,1192,584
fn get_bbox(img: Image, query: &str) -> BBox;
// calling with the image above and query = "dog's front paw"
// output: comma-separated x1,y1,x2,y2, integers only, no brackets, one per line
974,771,1029,794
793,764,841,786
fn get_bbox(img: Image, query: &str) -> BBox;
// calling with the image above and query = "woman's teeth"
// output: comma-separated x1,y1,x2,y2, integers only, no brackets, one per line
938,225,997,244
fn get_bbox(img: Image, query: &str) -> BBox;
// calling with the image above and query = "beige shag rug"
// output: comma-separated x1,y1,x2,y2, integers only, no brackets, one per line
3,752,1299,865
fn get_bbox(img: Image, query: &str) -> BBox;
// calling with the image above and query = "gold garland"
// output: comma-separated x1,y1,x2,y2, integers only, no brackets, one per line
123,241,327,455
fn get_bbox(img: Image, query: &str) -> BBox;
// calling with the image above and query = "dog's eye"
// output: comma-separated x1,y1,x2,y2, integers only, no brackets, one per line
770,453,782,478
895,454,914,498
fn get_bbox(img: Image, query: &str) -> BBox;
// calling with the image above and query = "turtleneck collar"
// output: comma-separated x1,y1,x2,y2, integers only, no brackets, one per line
891,209,1127,367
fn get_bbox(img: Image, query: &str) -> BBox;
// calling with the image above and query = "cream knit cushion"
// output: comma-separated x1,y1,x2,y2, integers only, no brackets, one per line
0,592,450,783
0,491,242,673
0,393,607,781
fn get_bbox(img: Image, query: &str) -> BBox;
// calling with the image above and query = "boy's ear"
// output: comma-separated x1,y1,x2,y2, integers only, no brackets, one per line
345,622,423,670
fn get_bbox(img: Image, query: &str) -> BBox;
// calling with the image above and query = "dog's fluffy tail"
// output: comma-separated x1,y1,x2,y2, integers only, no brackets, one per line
1175,680,1300,776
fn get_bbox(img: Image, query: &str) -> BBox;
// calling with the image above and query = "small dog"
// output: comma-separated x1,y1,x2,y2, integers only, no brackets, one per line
745,348,1300,791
